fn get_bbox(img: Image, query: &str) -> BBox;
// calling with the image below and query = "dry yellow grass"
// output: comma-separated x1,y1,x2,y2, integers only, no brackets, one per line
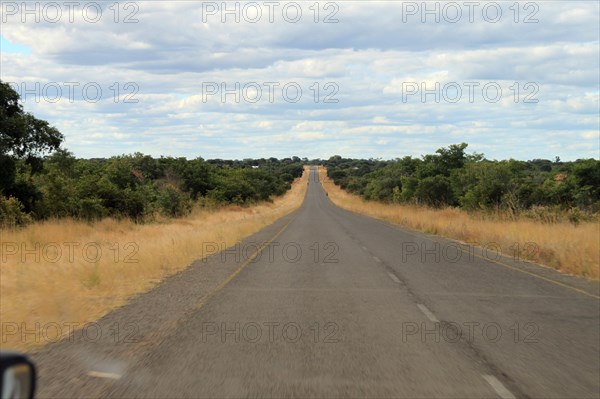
0,168,308,351
319,167,600,280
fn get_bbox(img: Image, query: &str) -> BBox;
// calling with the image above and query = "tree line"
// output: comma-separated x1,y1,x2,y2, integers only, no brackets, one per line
3,79,598,227
324,143,599,223
0,81,303,227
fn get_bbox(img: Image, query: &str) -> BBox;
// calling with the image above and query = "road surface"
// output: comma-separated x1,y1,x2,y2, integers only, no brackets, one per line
32,166,600,398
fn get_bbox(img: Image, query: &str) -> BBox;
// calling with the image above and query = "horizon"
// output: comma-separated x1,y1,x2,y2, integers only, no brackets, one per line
63,152,598,163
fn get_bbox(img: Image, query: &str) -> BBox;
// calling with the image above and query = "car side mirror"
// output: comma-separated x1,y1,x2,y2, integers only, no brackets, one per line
0,352,36,399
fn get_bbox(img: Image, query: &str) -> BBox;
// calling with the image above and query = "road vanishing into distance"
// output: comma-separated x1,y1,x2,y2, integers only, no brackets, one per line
32,167,599,398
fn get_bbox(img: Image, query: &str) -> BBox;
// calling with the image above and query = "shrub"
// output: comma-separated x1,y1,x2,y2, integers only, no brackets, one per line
157,184,192,217
0,196,32,228
414,175,455,207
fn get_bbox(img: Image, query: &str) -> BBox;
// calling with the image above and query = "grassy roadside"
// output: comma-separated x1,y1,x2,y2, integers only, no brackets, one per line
0,168,308,351
319,167,599,280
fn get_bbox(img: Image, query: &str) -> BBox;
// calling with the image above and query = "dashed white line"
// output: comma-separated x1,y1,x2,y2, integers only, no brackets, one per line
416,304,439,323
387,272,401,283
361,246,368,251
483,375,516,399
87,371,122,380
372,256,382,263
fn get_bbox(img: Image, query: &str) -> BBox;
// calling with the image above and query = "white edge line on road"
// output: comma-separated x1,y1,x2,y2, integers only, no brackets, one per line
372,256,382,263
87,371,122,380
376,212,599,300
387,272,401,283
416,304,439,323
483,375,516,399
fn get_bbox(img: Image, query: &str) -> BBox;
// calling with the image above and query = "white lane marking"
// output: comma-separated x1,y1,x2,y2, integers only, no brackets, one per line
87,371,122,380
372,256,382,263
416,304,439,323
483,375,516,399
361,246,368,251
387,272,401,283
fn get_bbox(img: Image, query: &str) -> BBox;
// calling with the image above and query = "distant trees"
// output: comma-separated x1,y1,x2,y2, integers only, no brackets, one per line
325,143,600,218
0,80,305,227
1,150,304,227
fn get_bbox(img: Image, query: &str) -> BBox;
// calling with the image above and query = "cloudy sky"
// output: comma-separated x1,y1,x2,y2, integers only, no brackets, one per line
1,1,598,160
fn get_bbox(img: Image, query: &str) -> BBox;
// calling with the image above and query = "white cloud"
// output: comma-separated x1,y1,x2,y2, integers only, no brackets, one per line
0,1,598,160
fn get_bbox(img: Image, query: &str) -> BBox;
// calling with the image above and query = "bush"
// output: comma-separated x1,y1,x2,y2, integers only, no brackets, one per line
0,196,32,228
414,176,455,207
77,198,108,221
157,185,192,217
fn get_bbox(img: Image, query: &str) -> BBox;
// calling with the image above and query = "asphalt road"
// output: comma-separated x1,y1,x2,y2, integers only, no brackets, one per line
32,166,599,398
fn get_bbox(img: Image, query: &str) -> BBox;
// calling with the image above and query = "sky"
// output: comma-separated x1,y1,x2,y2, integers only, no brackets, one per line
0,1,599,160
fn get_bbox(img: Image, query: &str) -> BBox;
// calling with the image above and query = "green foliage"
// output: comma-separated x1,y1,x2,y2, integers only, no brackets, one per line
0,81,63,159
324,143,600,216
157,184,192,217
1,80,63,215
415,175,455,207
2,152,303,224
0,196,32,227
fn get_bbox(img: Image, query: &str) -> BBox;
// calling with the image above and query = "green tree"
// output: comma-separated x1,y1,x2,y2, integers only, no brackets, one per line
157,184,192,217
0,80,63,211
414,175,455,207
